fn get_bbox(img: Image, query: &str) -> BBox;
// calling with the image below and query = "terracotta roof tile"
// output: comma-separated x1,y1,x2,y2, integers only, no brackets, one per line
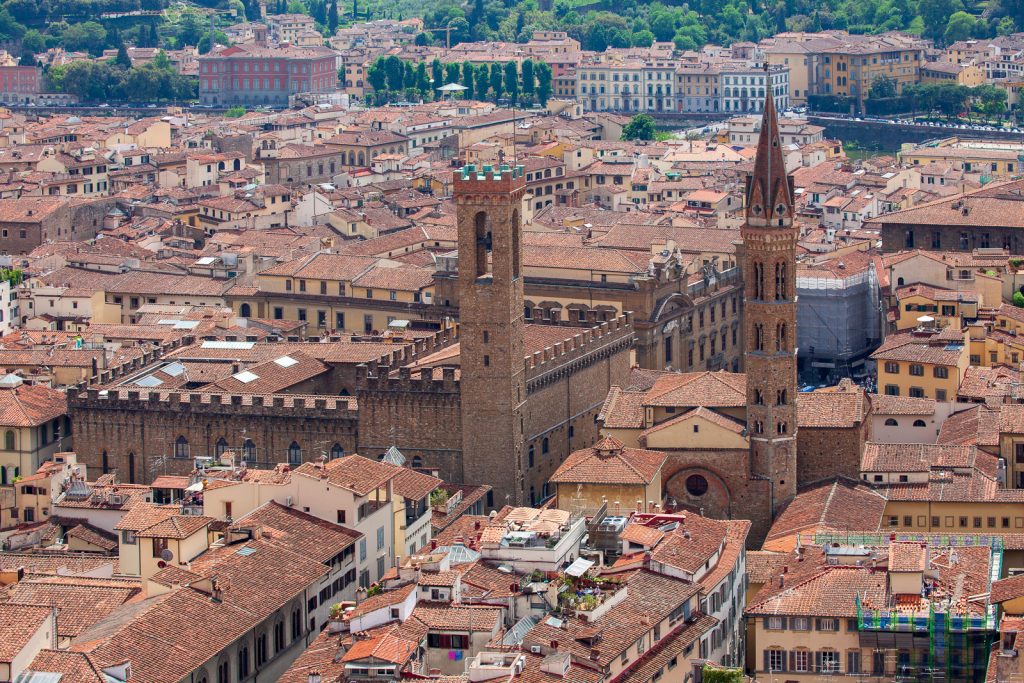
6,580,139,639
550,439,666,486
765,478,886,551
796,389,865,428
293,455,399,496
0,604,52,662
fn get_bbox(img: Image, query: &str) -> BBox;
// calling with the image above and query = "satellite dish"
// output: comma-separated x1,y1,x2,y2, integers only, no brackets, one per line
160,548,174,562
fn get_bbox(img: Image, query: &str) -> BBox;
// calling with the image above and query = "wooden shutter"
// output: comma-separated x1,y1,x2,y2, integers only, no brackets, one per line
764,651,771,672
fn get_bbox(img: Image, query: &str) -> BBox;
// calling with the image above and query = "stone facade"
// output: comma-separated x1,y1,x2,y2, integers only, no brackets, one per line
796,420,868,485
454,165,529,506
70,166,634,506
741,88,799,522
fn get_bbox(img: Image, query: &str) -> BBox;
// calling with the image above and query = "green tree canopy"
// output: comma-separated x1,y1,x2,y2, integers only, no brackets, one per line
622,113,657,141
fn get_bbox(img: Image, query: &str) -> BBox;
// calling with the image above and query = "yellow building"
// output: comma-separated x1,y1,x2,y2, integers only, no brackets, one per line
0,378,69,489
920,61,985,86
114,502,212,580
548,436,666,518
893,283,978,331
766,47,812,104
226,252,437,334
900,143,1022,177
871,327,968,401
815,34,924,108
746,539,995,682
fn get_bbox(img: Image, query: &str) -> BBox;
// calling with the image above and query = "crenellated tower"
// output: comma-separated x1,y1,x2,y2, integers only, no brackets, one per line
454,163,527,508
741,82,799,519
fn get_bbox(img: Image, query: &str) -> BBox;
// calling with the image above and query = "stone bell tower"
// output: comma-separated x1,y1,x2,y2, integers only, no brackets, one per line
454,164,527,508
741,81,799,519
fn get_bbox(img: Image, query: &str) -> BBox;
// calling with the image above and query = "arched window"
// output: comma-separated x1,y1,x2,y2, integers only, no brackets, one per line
474,211,491,278
243,439,256,462
127,453,136,484
215,437,229,457
754,389,764,405
777,421,787,434
777,389,787,405
775,262,787,300
754,323,764,351
528,446,535,468
102,451,109,474
913,419,927,427
240,303,252,317
776,323,787,352
511,209,521,278
542,437,550,455
753,262,764,299
330,443,344,459
897,277,905,286
174,436,189,459
754,421,763,434
288,442,301,465
4,430,14,450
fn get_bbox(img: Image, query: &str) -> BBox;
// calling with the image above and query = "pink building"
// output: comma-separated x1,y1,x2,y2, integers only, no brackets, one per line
198,43,337,107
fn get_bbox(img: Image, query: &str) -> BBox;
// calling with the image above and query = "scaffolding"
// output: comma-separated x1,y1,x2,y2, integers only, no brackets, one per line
847,535,1002,683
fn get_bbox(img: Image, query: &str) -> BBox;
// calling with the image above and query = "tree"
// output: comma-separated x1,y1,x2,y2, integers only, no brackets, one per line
944,11,979,44
504,61,518,104
415,62,429,96
462,61,475,100
444,62,460,84
650,11,678,42
448,16,470,44
632,29,655,47
521,59,535,102
1013,291,1024,308
149,24,160,48
18,52,34,66
115,43,132,69
384,55,405,91
367,58,386,92
536,61,552,106
153,50,172,70
20,29,45,56
328,0,339,33
919,0,963,42
61,21,108,55
431,58,443,90
976,84,1008,120
225,106,247,117
489,62,502,102
622,113,657,141
0,6,25,42
868,74,897,100
197,34,213,54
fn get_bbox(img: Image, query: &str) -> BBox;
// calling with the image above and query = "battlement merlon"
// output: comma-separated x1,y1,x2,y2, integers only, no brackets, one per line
69,388,359,419
525,312,634,378
354,363,460,393
89,335,196,387
453,164,527,197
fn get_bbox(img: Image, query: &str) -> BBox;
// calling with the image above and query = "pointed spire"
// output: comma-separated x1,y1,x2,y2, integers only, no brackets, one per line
746,65,794,226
